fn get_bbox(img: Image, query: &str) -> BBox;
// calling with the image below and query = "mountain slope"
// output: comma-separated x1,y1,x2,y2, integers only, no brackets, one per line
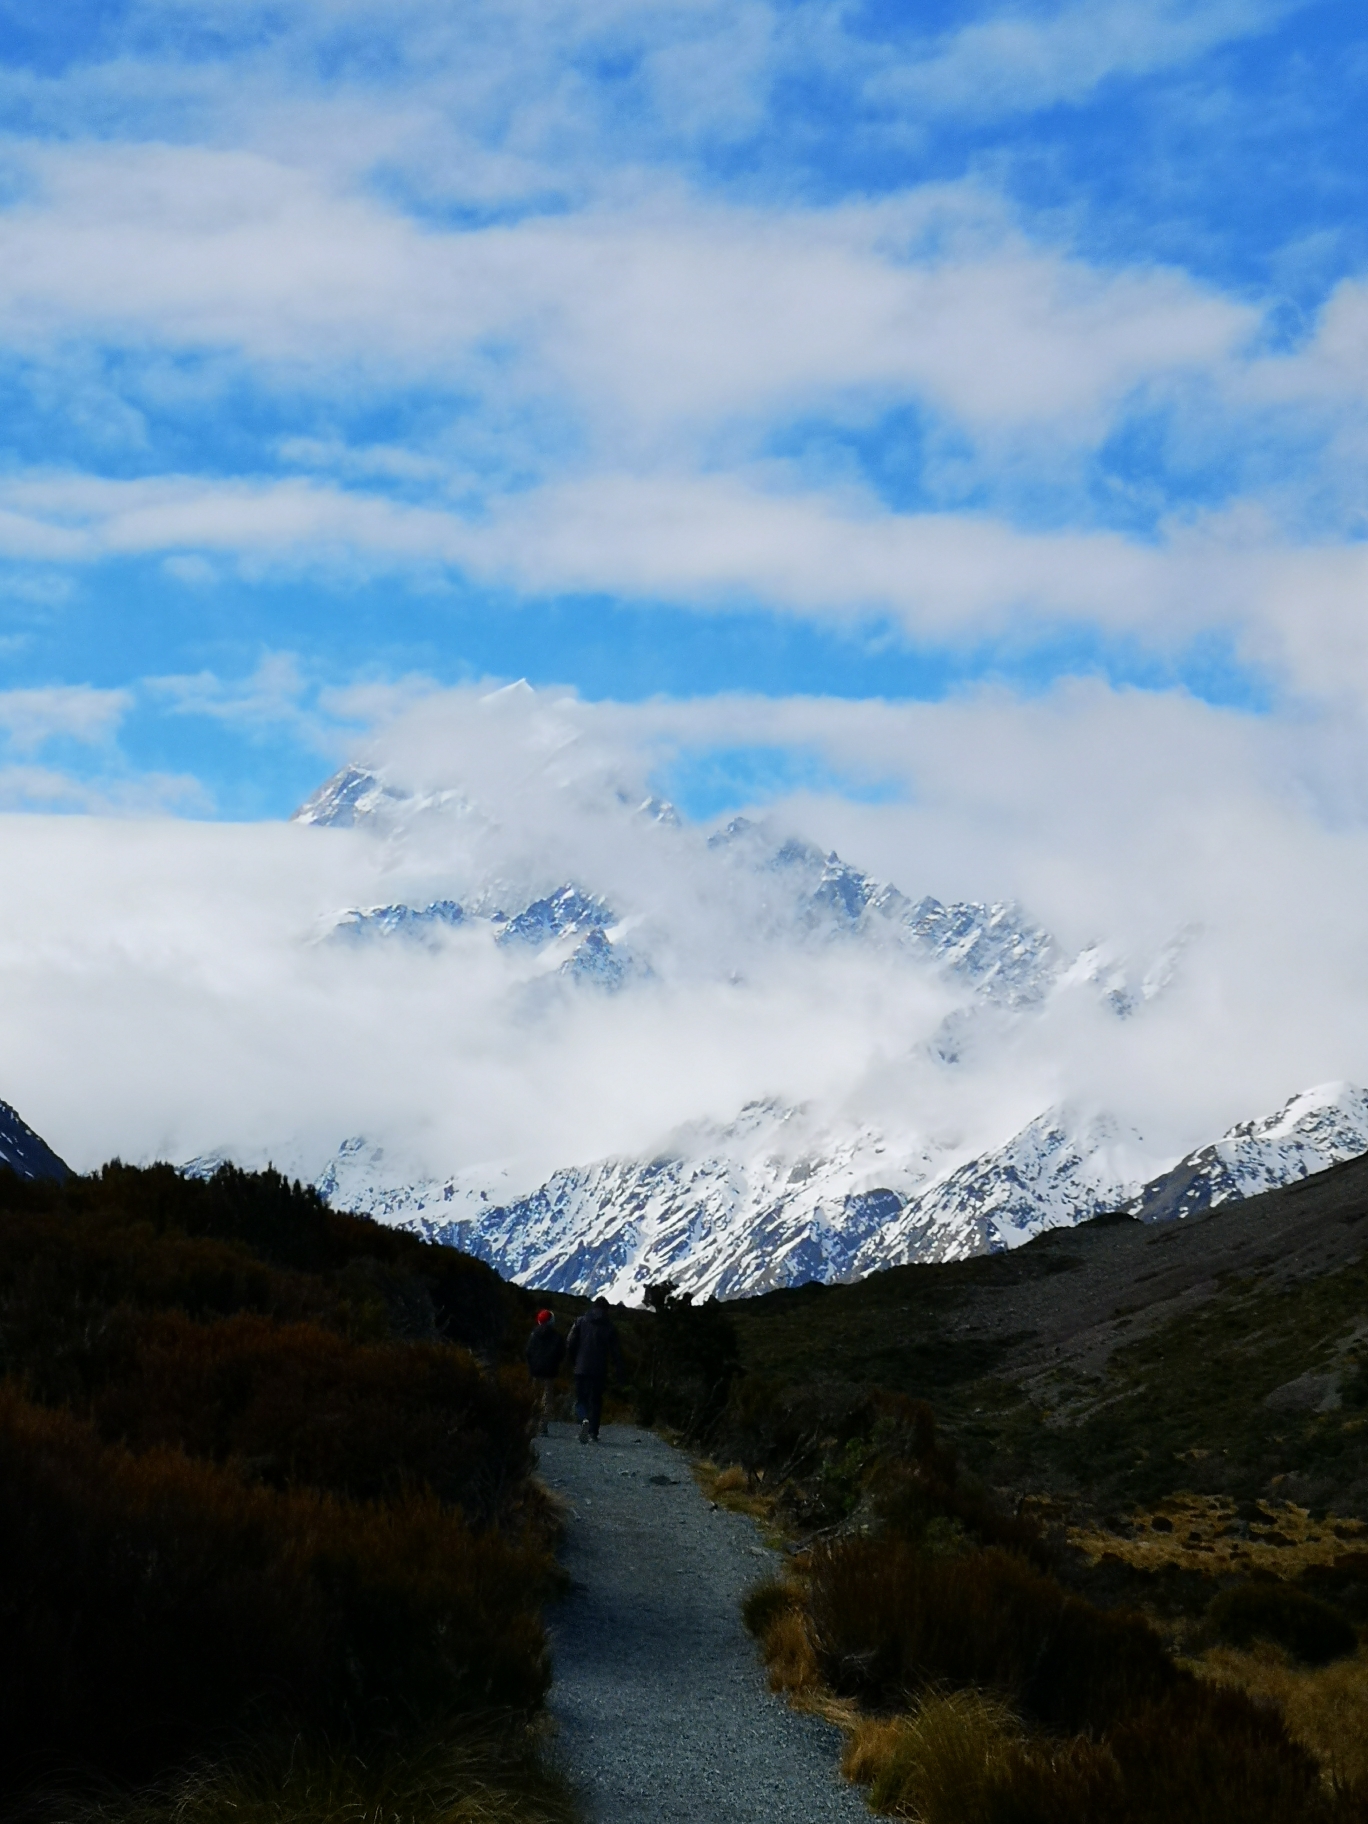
0,1099,70,1181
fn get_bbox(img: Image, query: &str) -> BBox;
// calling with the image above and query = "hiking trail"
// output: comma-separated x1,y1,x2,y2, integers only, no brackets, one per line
536,1423,867,1824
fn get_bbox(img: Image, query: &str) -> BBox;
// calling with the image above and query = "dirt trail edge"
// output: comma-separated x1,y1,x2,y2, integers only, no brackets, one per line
537,1423,866,1824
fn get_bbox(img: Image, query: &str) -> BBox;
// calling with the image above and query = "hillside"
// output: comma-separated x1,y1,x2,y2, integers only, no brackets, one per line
722,1147,1368,1518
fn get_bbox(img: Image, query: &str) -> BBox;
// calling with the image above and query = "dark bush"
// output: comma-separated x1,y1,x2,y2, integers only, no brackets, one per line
632,1282,741,1434
83,1310,534,1522
715,1373,877,1480
0,1160,525,1363
808,1536,1176,1732
1108,1683,1327,1824
1206,1578,1358,1665
0,1384,551,1793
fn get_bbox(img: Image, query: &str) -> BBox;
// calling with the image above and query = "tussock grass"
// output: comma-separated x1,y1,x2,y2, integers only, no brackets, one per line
743,1576,820,1694
32,1722,578,1824
842,1689,1127,1824
1195,1644,1368,1794
807,1535,1175,1732
1071,1495,1368,1579
691,1457,775,1523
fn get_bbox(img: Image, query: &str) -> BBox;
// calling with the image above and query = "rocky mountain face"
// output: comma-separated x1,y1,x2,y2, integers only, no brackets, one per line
0,1099,70,1181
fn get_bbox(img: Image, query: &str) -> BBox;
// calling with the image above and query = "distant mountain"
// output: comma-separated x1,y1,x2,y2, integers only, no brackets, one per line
0,1100,70,1182
302,1081,1368,1303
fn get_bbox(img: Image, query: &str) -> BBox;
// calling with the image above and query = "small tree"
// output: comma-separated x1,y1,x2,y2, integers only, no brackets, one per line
634,1281,741,1436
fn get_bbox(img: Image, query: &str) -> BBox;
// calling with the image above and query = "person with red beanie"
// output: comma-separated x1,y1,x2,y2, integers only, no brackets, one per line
525,1307,566,1435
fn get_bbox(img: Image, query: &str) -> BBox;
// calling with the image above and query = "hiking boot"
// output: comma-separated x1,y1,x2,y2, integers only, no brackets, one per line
578,1420,591,1444
589,1432,600,1444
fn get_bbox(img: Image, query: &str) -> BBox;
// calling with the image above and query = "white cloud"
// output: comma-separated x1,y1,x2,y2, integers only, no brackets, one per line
870,0,1295,119
1,679,1366,1202
0,684,131,754
0,762,208,816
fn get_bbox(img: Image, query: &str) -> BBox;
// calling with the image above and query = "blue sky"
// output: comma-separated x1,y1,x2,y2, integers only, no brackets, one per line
0,0,1365,818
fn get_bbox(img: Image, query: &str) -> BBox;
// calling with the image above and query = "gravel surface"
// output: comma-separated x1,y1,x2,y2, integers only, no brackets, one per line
536,1423,866,1824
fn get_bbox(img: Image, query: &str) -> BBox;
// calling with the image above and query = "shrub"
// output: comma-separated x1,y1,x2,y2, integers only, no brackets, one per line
1207,1579,1358,1665
632,1283,740,1434
0,1161,525,1363
48,1720,580,1824
807,1537,1176,1732
83,1310,534,1522
0,1385,551,1793
843,1692,1122,1824
1107,1683,1328,1824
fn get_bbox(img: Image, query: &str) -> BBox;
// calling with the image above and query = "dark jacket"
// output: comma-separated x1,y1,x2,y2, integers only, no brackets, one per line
565,1306,623,1383
526,1322,567,1379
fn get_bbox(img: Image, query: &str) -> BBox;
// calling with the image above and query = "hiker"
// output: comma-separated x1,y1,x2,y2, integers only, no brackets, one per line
525,1308,566,1436
564,1296,624,1444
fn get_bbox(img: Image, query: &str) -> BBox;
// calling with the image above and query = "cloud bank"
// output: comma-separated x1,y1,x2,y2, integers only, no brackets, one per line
3,682,1368,1209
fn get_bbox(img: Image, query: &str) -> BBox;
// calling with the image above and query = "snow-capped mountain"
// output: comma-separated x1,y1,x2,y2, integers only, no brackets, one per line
300,764,1089,1015
1131,1083,1368,1223
0,1099,70,1182
179,728,1368,1302
324,1081,1368,1301
359,1101,944,1301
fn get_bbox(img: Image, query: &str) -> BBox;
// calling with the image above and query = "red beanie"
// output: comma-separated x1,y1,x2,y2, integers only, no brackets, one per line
536,1309,553,1324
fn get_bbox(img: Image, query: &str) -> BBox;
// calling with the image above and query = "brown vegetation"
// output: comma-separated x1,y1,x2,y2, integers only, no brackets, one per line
0,1160,565,1822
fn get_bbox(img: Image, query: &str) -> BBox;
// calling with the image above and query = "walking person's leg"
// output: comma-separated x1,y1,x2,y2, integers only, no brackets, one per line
574,1372,593,1442
586,1374,605,1440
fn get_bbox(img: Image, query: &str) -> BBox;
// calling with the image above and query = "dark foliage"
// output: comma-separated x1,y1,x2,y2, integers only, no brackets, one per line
807,1535,1176,1733
0,1161,552,1805
1206,1577,1358,1665
0,1160,525,1361
0,1386,551,1792
81,1309,534,1521
632,1281,741,1434
1106,1684,1330,1824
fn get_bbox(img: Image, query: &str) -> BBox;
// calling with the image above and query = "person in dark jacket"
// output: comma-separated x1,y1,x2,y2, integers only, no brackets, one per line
564,1297,624,1444
525,1308,566,1435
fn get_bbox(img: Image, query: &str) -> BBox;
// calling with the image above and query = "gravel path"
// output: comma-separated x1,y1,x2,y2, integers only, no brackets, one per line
536,1423,867,1824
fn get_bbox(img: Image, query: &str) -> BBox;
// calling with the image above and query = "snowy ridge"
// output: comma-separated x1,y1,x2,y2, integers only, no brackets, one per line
304,767,1082,1012
1131,1083,1368,1223
187,744,1368,1299
0,1098,70,1182
390,1101,942,1302
308,1081,1368,1302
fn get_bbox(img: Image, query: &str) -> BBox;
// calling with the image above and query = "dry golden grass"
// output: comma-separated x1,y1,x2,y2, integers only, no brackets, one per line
764,1608,823,1695
1070,1494,1367,1577
841,1690,1024,1822
1192,1642,1368,1793
690,1456,775,1524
